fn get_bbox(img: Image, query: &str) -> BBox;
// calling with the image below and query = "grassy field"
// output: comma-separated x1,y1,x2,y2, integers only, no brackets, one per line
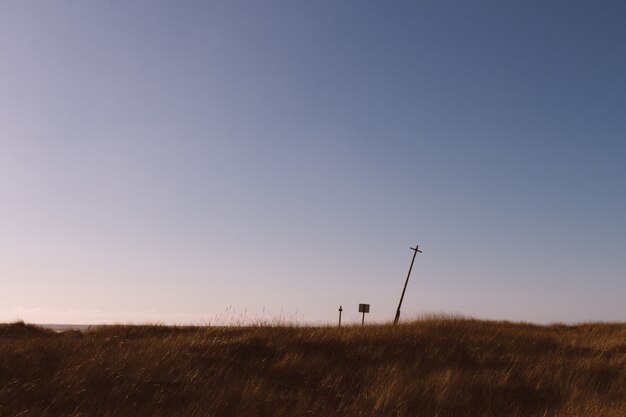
0,317,624,417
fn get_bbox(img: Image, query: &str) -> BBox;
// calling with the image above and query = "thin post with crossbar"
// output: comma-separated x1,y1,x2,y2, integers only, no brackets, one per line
393,245,422,325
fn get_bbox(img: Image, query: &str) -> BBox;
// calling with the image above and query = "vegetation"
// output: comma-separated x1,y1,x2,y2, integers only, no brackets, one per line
0,317,624,416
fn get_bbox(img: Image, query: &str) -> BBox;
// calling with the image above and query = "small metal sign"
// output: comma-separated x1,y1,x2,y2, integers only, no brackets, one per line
359,303,370,326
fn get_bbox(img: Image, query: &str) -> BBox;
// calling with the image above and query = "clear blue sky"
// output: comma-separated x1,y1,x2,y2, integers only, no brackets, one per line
1,1,625,324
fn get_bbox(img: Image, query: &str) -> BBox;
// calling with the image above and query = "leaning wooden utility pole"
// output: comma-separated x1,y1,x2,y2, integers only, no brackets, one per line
394,245,422,325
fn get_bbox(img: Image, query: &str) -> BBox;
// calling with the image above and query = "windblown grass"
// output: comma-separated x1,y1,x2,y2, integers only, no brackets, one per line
0,317,624,416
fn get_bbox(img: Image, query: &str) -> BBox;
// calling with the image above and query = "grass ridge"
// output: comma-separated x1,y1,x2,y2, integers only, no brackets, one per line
0,317,624,416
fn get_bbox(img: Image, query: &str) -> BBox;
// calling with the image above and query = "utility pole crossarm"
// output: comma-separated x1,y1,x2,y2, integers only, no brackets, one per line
393,244,422,325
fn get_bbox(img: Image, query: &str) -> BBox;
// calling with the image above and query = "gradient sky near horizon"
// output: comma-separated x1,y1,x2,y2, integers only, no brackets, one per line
1,1,625,325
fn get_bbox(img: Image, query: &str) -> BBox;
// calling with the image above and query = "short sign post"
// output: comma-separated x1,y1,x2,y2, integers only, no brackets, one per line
358,303,370,326
338,305,343,328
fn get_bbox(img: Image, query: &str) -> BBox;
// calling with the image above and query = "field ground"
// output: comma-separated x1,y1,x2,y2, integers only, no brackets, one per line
0,317,624,416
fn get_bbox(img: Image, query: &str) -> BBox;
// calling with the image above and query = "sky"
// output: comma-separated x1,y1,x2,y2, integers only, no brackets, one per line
1,1,625,325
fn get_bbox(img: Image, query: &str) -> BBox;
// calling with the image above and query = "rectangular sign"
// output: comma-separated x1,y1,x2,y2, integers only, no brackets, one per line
358,303,370,313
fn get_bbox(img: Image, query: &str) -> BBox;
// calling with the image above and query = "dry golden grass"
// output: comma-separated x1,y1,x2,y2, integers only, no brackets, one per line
0,317,624,416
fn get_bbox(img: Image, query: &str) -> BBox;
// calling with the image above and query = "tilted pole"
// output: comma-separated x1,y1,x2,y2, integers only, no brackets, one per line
394,245,422,325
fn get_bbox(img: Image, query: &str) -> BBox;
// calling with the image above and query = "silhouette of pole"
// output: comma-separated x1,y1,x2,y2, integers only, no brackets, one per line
394,245,422,325
338,305,343,328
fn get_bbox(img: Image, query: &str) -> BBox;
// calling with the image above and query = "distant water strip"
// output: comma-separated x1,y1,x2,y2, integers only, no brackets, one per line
39,324,94,333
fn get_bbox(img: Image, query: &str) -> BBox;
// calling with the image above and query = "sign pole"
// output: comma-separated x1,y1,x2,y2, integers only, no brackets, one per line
338,305,343,328
358,303,370,326
394,245,422,325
